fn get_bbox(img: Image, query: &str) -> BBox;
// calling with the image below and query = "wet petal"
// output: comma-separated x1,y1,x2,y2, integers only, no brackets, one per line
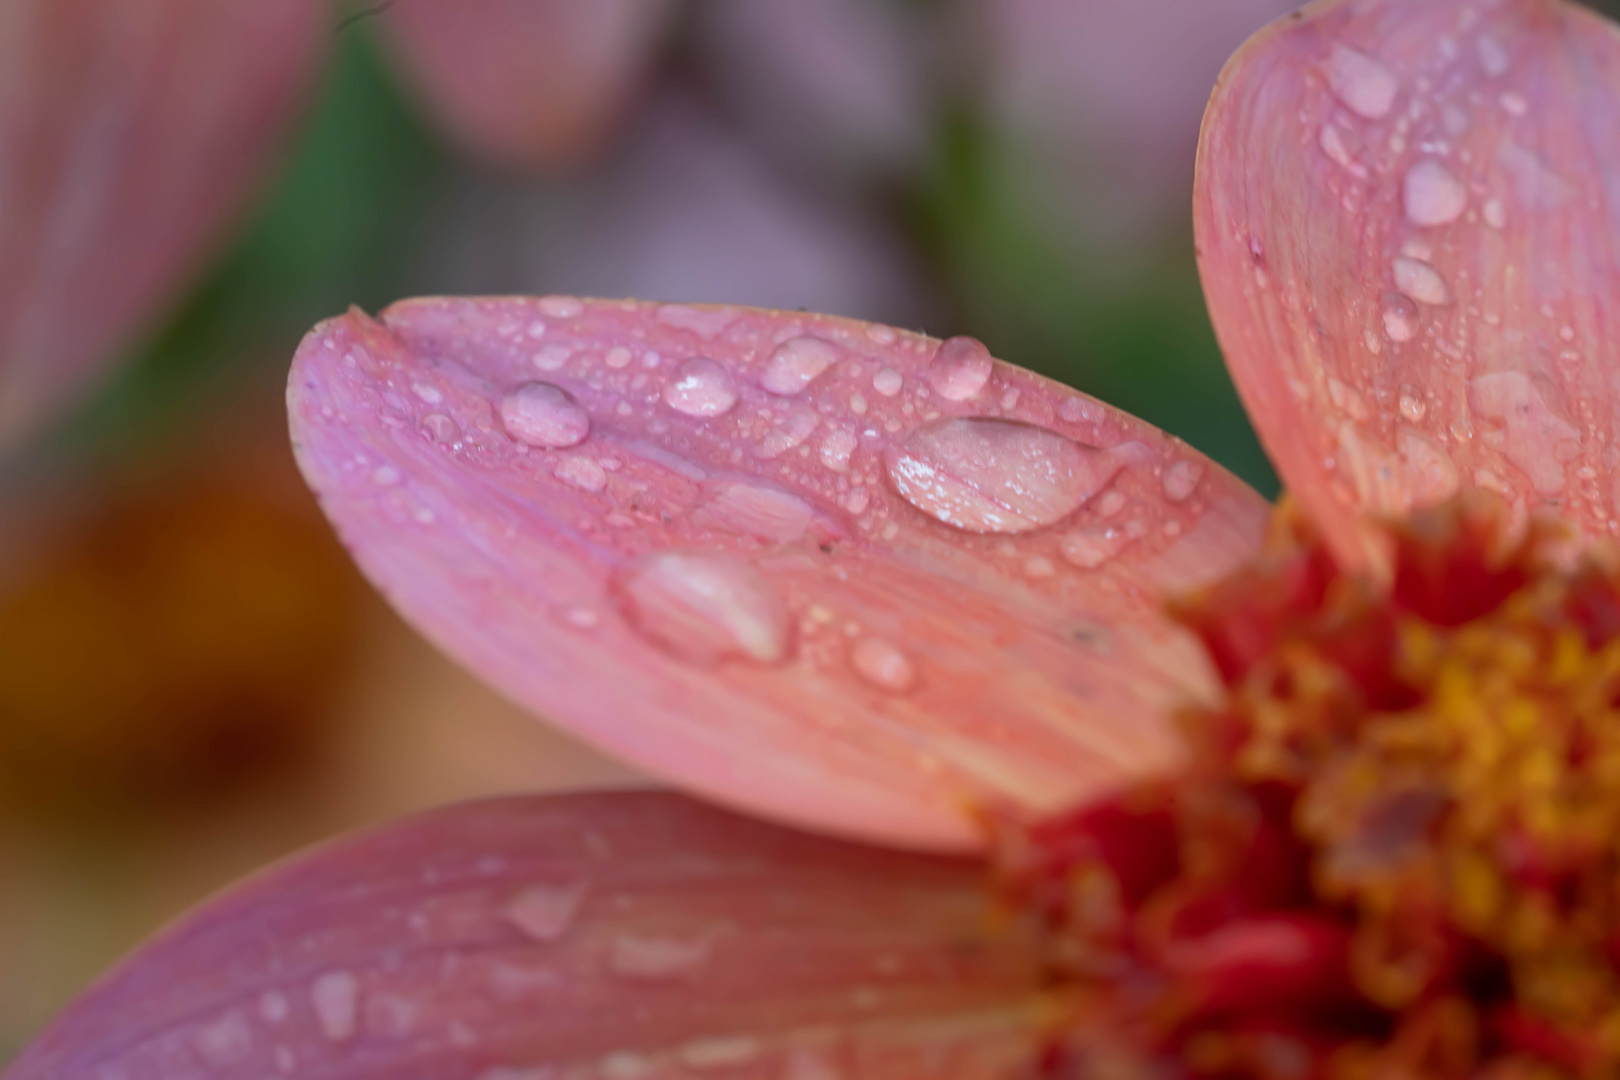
0,0,327,450
289,298,1269,850
1197,0,1620,568
379,0,676,172
6,791,1044,1080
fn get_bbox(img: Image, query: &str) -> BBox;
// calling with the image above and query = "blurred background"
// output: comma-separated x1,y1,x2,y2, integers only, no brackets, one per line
3,0,1615,1060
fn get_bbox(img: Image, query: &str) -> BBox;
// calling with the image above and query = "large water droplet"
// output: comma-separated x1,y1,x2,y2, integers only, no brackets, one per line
851,638,916,692
927,336,993,401
1162,460,1204,502
1403,160,1467,226
610,933,712,980
1328,46,1398,119
500,382,590,447
886,418,1120,534
1392,257,1451,306
421,413,460,444
310,971,360,1042
618,552,792,664
761,336,839,396
664,356,738,417
506,881,587,941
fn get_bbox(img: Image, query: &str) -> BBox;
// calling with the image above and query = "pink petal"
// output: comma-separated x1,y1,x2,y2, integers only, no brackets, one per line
1197,0,1620,568
288,298,1270,851
0,0,326,449
379,0,676,172
5,791,1044,1079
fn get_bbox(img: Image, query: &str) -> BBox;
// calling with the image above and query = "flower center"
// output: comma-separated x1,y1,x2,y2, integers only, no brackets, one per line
1006,494,1620,1079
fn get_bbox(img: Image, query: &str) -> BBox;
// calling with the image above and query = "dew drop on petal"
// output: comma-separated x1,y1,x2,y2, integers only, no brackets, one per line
1162,460,1204,502
851,638,916,692
872,368,903,397
310,971,360,1042
1399,384,1428,422
1328,45,1398,119
539,296,583,318
1477,34,1509,76
421,413,460,443
886,418,1120,535
505,881,587,942
926,336,993,401
533,344,572,371
664,356,738,417
610,933,712,980
1392,257,1451,306
555,456,607,492
1403,160,1468,226
500,382,590,447
820,428,858,473
1060,525,1134,569
412,382,442,404
1483,197,1507,229
1383,297,1420,341
761,336,839,396
618,552,792,664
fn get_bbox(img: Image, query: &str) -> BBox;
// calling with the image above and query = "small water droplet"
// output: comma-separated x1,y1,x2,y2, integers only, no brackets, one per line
927,336,993,401
664,356,738,417
506,881,587,941
762,336,839,396
194,1011,254,1065
1318,124,1363,173
886,418,1120,535
555,456,607,492
500,383,590,448
1392,257,1451,306
310,971,360,1042
1499,90,1528,117
539,296,583,318
1328,46,1399,119
412,382,443,404
1060,525,1133,569
1024,556,1055,578
851,638,915,691
844,488,870,514
372,465,400,486
1398,428,1460,505
421,413,460,443
1404,160,1468,226
1097,491,1126,517
1482,197,1507,229
1162,460,1204,502
1399,384,1427,422
867,324,897,345
1560,324,1577,342
605,346,633,369
610,933,712,979
564,607,599,629
680,1035,763,1070
526,319,547,338
1477,34,1509,76
758,411,819,458
618,552,792,664
1383,298,1419,341
533,344,572,371
872,368,903,397
820,428,858,472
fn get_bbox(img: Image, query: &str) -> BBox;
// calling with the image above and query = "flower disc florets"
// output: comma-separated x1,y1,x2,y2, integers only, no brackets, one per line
1009,494,1620,1079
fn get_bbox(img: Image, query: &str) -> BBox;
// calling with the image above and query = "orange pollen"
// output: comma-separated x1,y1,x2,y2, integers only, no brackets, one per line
1006,493,1620,1080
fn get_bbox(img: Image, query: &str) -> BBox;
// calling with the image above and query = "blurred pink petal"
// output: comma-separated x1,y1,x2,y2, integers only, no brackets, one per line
424,101,935,326
288,298,1268,851
696,0,936,190
0,0,326,449
5,791,1044,1079
1198,0,1620,568
978,0,1298,258
379,0,676,172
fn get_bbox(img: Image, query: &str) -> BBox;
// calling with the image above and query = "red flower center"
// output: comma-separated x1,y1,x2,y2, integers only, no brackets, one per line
1004,494,1620,1079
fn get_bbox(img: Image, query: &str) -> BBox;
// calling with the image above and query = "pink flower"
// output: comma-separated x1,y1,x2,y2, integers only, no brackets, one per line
14,0,1620,1075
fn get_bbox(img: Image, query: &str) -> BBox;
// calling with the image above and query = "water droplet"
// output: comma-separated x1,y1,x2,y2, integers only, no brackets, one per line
927,336,993,401
1398,384,1427,422
844,488,870,514
758,411,819,458
259,990,289,1025
600,1052,659,1080
1318,124,1363,173
412,382,443,404
1477,34,1509,76
872,368,903,396
1162,460,1204,502
1499,90,1528,117
500,382,590,447
1483,197,1507,229
619,552,792,665
680,1036,763,1070
533,344,572,371
1383,298,1419,341
372,465,400,486
555,456,607,492
820,428,858,473
1328,46,1398,119
695,482,814,542
1024,556,1055,578
1060,525,1133,569
1469,371,1581,495
1392,257,1451,306
762,336,839,396
310,971,360,1042
1403,160,1468,226
539,296,583,318
605,346,633,369
851,638,915,691
610,933,712,979
664,356,738,417
1098,491,1126,517
506,881,587,941
421,413,460,443
1398,429,1460,505
886,418,1120,535
526,319,547,338
194,1010,254,1065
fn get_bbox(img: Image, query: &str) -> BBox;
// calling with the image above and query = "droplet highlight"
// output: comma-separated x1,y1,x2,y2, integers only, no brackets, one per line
500,382,591,448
